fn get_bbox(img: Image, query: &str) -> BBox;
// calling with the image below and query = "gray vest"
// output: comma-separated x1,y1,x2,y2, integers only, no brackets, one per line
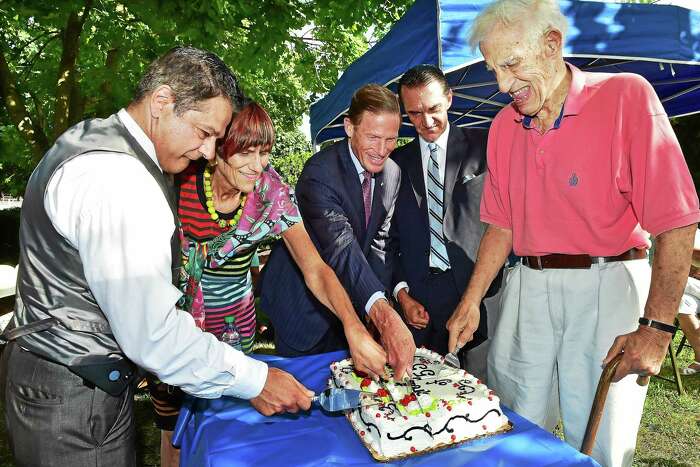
8,113,180,368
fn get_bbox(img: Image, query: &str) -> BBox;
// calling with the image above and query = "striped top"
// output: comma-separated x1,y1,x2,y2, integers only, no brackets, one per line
177,161,301,353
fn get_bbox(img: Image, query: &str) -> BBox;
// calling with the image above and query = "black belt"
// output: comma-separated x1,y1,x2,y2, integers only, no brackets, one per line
429,267,450,275
523,248,648,270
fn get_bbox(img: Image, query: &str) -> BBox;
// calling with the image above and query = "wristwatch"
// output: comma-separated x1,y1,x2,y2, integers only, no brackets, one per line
638,317,677,334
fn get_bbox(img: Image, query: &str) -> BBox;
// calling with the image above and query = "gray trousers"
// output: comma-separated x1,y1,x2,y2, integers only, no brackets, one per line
0,342,136,467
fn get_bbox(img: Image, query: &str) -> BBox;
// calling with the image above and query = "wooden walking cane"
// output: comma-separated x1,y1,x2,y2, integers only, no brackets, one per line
580,353,650,456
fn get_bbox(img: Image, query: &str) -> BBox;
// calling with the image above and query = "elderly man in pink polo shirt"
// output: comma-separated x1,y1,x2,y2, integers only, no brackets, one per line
445,1,700,466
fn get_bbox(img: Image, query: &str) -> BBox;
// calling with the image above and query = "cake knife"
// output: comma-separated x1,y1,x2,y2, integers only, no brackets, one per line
312,388,379,412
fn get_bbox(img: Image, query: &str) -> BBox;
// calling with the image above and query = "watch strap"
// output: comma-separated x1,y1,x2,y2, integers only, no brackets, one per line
638,317,677,334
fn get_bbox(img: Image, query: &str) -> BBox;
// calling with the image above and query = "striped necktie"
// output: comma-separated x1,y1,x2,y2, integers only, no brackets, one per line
427,143,450,271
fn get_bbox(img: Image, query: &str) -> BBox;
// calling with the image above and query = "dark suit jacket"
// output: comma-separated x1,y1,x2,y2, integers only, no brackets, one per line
390,126,502,318
260,139,401,353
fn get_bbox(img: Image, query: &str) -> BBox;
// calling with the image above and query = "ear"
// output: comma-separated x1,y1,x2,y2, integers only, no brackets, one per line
344,116,355,139
149,85,176,118
543,29,563,57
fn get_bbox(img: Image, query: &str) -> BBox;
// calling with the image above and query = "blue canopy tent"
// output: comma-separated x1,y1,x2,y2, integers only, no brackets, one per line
310,0,700,147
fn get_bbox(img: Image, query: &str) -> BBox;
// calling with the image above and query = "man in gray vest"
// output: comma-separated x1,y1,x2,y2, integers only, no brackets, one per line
0,46,313,467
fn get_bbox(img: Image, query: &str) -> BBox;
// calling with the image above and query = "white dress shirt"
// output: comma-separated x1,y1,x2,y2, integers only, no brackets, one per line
44,109,267,399
348,142,385,313
393,124,451,299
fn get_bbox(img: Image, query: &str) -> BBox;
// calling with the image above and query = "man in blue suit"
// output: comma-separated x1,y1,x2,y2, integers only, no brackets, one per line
261,84,416,378
390,65,503,378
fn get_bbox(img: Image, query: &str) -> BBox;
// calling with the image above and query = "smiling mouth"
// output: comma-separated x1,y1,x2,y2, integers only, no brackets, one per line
239,172,258,180
367,155,385,165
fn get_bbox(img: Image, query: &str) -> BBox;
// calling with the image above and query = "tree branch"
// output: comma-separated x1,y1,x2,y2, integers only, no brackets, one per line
0,44,49,161
18,32,61,81
53,0,93,139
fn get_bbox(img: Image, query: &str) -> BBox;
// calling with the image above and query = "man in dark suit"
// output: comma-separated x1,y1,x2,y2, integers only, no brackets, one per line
261,84,415,379
390,65,502,377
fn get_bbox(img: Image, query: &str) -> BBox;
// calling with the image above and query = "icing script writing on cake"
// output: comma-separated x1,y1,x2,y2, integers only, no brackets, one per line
330,348,511,460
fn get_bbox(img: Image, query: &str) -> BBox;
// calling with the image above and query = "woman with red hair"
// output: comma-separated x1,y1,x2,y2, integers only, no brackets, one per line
151,102,386,467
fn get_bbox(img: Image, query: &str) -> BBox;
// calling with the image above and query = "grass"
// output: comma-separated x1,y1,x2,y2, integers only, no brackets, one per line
0,335,696,466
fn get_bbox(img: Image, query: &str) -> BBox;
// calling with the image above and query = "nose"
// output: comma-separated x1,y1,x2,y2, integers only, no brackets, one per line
251,152,264,172
200,137,217,160
377,140,389,157
421,113,433,129
494,68,515,94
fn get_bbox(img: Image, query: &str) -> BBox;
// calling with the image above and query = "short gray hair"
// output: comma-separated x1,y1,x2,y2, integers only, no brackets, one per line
468,0,568,50
134,46,245,115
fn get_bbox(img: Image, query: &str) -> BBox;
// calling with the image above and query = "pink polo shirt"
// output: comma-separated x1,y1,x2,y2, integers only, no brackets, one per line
481,63,700,256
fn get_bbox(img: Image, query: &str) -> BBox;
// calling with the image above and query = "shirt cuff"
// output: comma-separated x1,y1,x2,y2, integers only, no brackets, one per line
393,282,409,301
365,291,386,315
222,349,269,399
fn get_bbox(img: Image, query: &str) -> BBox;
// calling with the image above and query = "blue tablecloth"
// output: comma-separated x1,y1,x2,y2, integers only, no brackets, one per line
173,351,599,466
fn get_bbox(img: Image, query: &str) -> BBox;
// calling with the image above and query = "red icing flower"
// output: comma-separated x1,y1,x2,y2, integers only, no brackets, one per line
403,416,408,420
467,400,473,405
410,447,417,452
360,431,365,436
453,383,459,388
446,405,452,411
425,412,431,417
360,378,371,388
482,424,487,430
400,395,413,406
376,413,381,418
376,388,389,397
451,434,456,441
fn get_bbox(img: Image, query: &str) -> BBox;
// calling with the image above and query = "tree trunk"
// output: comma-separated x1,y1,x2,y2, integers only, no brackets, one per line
0,46,50,161
97,47,120,117
52,0,93,140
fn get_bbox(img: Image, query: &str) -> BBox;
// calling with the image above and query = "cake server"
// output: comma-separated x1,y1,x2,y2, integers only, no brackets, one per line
443,342,463,370
313,388,374,412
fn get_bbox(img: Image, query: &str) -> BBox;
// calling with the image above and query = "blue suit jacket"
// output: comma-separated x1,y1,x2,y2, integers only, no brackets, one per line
389,127,502,330
260,140,401,353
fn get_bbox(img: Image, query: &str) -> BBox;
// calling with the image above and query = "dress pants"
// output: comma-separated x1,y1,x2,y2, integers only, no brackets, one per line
488,259,650,467
409,269,461,356
274,318,348,357
0,342,136,467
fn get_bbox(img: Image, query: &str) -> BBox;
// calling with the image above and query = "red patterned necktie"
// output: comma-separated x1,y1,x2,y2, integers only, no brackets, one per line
361,170,372,226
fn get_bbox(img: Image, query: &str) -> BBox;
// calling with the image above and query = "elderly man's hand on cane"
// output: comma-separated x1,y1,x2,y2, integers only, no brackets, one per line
603,324,673,383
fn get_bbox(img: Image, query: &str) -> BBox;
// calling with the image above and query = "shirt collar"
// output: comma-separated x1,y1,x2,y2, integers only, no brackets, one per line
419,123,450,153
514,62,586,129
117,108,162,172
347,140,366,176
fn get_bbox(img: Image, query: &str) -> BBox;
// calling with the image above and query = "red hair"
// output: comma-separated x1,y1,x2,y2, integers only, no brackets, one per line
221,102,275,159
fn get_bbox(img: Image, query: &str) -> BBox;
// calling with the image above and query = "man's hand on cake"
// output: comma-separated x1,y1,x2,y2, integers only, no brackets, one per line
602,325,672,382
250,367,314,416
369,299,416,380
345,321,388,379
397,289,429,329
446,299,480,353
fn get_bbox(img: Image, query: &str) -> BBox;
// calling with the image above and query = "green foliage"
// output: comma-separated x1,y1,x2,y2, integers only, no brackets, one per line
270,127,311,187
0,0,413,194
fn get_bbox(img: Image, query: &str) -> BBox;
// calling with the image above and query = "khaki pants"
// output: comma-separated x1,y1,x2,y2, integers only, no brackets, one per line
488,259,650,467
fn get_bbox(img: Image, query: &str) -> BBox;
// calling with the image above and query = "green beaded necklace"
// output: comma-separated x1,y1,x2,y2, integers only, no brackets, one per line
203,165,246,229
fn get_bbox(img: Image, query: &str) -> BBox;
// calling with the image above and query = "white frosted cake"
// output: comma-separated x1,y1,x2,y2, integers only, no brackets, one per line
330,348,511,461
